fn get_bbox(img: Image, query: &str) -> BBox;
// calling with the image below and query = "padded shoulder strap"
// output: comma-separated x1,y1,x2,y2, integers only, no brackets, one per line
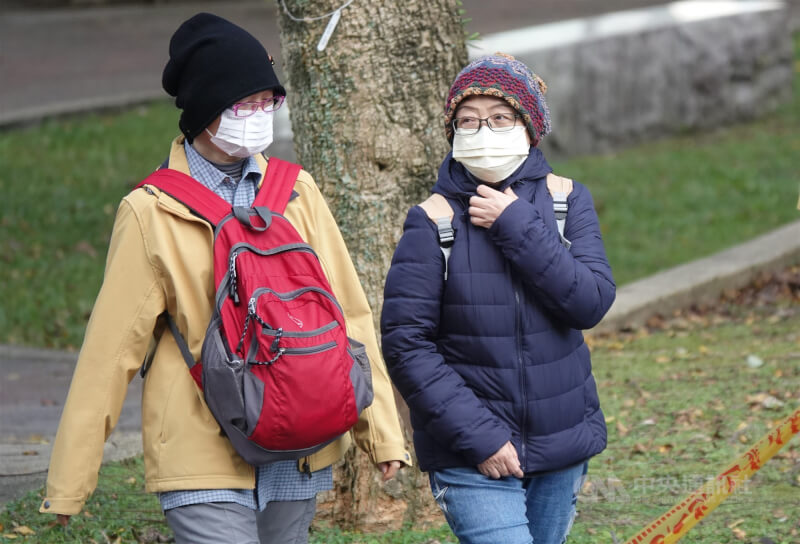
418,193,455,280
546,173,573,197
418,193,454,222
546,173,573,249
136,168,231,226
254,157,303,214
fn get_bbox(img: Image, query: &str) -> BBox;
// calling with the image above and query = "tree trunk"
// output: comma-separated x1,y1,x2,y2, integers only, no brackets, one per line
277,0,468,532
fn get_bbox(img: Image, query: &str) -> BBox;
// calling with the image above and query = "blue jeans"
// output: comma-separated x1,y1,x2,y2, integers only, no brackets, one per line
429,462,588,544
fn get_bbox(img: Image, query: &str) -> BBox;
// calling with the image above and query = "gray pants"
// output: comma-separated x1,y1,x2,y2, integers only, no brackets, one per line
165,498,317,544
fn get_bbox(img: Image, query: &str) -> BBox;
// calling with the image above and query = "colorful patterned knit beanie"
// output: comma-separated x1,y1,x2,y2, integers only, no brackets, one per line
444,52,551,146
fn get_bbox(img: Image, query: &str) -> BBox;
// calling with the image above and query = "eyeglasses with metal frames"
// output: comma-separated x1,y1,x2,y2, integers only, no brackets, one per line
452,113,520,135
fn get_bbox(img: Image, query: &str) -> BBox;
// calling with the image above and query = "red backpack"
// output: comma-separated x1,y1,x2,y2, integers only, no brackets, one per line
137,158,373,465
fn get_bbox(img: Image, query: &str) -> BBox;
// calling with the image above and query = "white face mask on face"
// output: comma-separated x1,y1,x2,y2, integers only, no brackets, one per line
207,108,274,158
452,125,530,183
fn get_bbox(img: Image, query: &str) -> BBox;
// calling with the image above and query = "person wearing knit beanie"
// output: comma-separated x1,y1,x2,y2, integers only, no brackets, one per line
41,12,411,544
162,12,285,144
382,53,614,544
444,52,551,146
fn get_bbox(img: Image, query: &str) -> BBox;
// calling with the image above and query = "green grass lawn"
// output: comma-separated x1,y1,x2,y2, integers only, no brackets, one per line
0,103,178,349
570,273,800,544
2,270,797,543
551,33,800,287
0,35,798,349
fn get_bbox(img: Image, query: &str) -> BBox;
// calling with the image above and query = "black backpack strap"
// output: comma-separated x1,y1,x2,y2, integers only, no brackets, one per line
140,312,196,377
165,313,196,370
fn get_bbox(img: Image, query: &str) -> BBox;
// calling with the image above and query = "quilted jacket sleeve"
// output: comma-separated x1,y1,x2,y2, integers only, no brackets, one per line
381,206,511,466
489,181,616,330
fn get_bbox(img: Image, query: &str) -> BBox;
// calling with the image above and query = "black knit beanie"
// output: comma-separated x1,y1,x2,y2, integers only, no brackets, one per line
162,13,286,143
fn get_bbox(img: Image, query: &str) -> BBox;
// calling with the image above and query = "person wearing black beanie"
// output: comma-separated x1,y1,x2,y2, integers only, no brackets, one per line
162,12,285,144
39,12,411,544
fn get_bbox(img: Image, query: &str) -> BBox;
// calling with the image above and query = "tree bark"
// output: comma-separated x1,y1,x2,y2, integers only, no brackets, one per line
277,0,468,531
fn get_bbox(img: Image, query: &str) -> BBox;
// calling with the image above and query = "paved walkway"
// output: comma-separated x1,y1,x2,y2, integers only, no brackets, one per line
1,0,799,507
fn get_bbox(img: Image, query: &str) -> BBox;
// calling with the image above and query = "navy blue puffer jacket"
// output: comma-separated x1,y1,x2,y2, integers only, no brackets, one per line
381,148,615,474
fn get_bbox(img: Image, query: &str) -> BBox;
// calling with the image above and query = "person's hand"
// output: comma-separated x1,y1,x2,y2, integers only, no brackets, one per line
477,441,523,479
56,514,71,527
468,185,518,229
377,460,403,482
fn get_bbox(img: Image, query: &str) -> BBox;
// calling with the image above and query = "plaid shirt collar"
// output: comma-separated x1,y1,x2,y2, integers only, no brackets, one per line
183,140,263,206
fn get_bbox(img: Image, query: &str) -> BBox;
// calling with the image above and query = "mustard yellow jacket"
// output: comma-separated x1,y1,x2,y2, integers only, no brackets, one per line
40,138,410,516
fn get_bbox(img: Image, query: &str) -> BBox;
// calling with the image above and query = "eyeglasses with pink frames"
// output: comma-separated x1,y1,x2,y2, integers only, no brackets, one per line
231,95,286,118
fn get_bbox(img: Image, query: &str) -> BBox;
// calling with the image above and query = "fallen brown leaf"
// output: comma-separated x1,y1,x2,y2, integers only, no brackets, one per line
74,240,98,258
12,526,35,536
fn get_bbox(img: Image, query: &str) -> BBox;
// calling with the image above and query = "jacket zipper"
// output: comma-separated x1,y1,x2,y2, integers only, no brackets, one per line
514,280,528,471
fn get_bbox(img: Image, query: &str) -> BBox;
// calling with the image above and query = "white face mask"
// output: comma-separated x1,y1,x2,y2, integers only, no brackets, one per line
452,125,530,183
207,108,274,158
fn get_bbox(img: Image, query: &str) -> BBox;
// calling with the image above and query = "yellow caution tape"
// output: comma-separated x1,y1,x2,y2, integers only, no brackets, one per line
623,407,800,544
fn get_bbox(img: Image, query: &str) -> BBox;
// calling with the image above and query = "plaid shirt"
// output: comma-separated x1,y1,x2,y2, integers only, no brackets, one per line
159,142,333,512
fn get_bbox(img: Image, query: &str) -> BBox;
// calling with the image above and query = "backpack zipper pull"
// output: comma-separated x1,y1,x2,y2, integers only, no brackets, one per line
270,327,283,352
229,252,240,305
236,297,258,354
